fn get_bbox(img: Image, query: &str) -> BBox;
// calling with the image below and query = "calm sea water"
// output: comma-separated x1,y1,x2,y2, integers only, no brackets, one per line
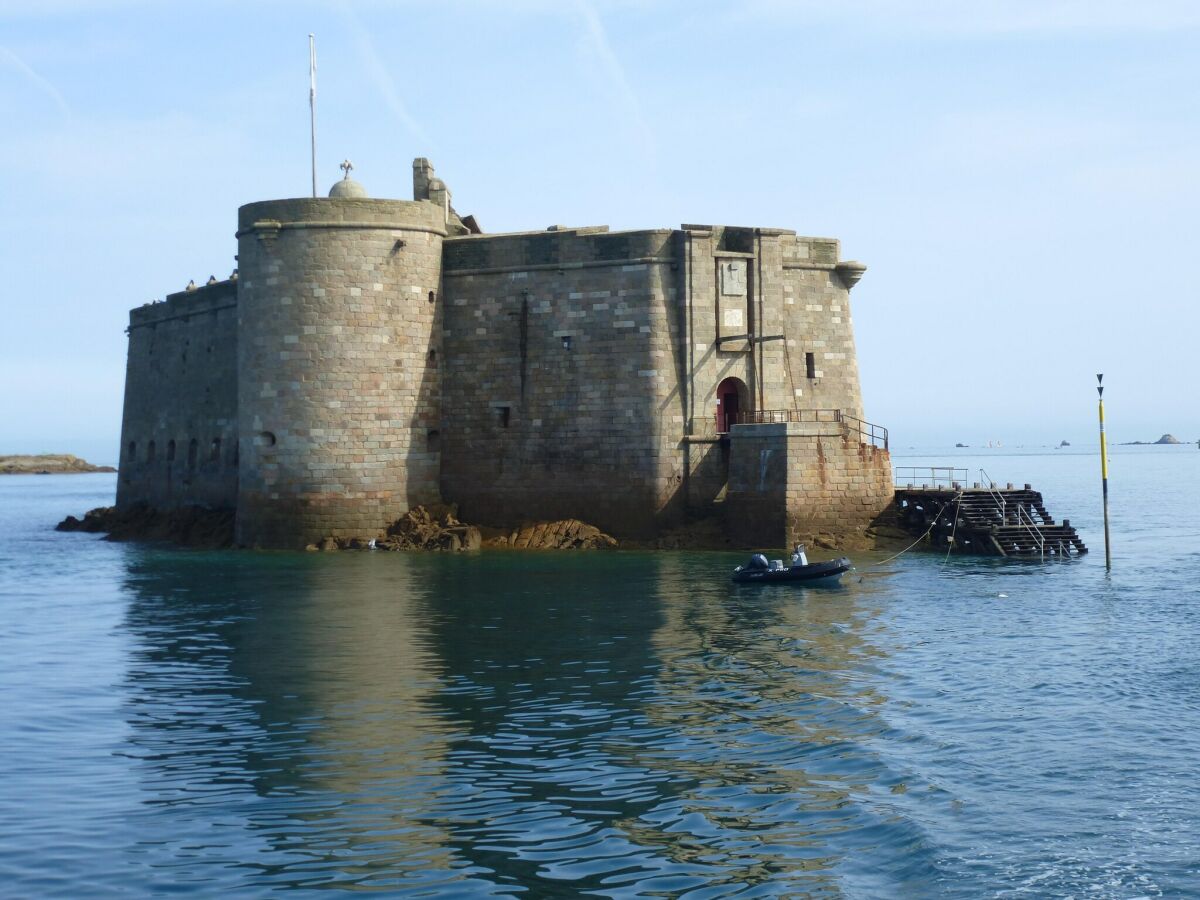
2,446,1198,897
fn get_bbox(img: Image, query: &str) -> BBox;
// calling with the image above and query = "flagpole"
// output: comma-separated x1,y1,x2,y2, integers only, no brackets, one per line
309,34,317,199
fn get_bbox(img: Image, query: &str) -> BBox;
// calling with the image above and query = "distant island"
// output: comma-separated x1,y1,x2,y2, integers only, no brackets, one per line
0,454,116,475
1120,434,1184,446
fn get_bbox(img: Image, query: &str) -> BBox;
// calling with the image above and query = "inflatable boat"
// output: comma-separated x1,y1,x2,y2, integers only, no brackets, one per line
731,553,852,585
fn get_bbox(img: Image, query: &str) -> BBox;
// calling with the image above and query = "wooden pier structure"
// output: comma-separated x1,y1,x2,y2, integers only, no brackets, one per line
893,468,1088,558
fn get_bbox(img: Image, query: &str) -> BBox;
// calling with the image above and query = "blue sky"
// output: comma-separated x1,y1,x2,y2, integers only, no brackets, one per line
2,0,1197,463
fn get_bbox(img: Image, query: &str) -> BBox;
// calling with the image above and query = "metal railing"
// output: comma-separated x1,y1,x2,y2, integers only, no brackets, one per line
978,467,1008,516
1015,504,1046,560
723,408,889,450
978,468,1047,559
842,413,889,451
735,408,843,426
894,466,969,488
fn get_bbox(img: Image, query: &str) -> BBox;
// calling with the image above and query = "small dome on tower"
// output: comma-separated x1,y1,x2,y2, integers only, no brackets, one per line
328,159,367,198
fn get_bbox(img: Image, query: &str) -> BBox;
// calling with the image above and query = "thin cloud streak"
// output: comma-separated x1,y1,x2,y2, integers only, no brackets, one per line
337,3,433,148
736,0,1200,35
572,0,656,164
0,45,70,118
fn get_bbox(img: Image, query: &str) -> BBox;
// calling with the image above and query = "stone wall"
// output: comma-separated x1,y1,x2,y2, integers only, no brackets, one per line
438,223,877,538
116,166,885,548
676,228,864,434
116,280,239,511
724,421,892,549
778,235,865,420
235,197,447,548
439,228,686,537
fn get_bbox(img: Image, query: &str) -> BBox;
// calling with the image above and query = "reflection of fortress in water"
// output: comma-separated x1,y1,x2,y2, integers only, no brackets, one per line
119,554,932,893
116,158,892,549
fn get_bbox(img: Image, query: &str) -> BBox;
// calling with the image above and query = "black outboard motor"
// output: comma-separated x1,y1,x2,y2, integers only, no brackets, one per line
748,553,769,570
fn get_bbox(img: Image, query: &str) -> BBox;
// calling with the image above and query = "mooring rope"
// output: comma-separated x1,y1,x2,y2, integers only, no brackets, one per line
858,490,964,572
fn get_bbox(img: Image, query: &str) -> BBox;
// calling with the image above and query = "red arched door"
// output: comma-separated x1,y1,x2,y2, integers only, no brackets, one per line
716,377,748,433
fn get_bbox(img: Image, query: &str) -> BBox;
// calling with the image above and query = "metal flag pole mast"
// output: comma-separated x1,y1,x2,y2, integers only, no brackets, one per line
1097,374,1112,570
309,34,317,199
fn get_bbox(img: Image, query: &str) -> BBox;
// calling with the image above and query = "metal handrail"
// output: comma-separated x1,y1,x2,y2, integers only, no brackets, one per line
1015,504,1045,560
979,468,1046,558
978,468,1008,519
842,413,889,450
894,466,968,488
728,408,889,450
735,408,843,425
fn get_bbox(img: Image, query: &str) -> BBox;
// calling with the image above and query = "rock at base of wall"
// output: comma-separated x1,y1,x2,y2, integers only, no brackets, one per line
332,506,616,552
377,504,483,552
58,502,618,553
56,504,234,548
486,519,618,550
306,505,484,552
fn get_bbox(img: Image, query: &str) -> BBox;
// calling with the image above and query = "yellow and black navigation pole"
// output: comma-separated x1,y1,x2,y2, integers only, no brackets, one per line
1097,374,1112,570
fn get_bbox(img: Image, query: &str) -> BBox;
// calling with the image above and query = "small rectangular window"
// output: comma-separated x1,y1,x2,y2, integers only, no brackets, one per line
499,407,511,428
805,352,816,379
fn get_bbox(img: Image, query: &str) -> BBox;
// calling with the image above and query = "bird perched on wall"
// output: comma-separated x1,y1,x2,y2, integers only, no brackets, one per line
185,279,196,291
206,275,217,286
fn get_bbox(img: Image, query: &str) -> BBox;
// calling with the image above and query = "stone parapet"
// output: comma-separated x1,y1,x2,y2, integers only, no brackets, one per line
236,197,448,236
444,228,674,274
129,280,237,329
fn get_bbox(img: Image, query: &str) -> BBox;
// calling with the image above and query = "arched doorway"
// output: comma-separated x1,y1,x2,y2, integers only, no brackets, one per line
715,377,749,434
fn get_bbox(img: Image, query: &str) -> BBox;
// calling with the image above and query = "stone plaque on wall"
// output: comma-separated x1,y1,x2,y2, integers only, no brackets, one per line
723,307,744,328
720,259,747,296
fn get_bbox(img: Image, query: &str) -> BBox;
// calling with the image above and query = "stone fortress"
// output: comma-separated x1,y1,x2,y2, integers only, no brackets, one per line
116,158,893,550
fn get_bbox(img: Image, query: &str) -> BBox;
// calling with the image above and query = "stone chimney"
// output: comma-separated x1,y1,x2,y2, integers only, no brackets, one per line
412,158,435,201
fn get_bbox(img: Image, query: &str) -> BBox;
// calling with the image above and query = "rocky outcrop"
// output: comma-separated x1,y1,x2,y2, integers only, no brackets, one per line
1123,434,1184,446
381,505,482,552
58,501,617,553
3,454,115,474
56,504,234,548
304,505,618,552
303,505,482,552
487,519,618,550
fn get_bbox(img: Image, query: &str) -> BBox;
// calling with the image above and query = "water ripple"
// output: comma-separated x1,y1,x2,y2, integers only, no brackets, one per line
4,471,1200,895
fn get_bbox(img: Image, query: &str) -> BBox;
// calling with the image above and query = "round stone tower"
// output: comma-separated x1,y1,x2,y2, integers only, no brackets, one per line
235,176,447,548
